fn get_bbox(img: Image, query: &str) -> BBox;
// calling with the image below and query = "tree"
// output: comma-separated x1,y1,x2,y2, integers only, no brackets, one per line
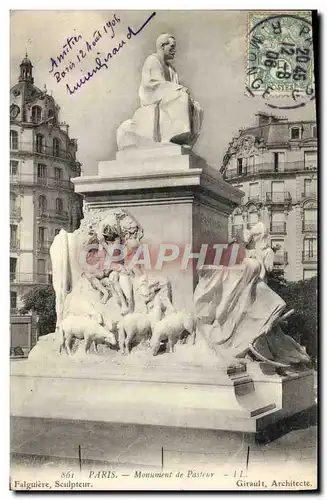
20,284,56,335
267,273,318,360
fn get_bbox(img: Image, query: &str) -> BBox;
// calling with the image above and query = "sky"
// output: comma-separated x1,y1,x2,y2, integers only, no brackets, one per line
10,10,316,176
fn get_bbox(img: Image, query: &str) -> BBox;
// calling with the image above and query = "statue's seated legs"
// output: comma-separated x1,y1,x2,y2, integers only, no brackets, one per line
117,92,203,150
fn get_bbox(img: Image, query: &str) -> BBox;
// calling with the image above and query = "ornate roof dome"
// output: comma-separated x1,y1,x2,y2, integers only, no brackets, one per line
18,53,34,84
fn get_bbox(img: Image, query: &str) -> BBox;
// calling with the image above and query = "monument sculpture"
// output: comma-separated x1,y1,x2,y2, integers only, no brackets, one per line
117,33,204,150
45,199,310,370
13,33,314,440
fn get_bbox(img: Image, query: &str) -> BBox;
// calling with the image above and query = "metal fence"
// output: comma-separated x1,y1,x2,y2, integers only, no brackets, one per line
270,222,286,234
10,173,74,190
224,161,317,179
302,252,317,263
10,141,73,161
266,191,292,203
10,272,52,284
273,251,288,265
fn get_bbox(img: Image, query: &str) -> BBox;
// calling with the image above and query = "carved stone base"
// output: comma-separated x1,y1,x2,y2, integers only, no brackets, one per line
11,351,315,435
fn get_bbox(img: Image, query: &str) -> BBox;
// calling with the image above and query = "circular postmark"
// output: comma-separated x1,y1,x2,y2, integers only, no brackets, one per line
246,12,315,109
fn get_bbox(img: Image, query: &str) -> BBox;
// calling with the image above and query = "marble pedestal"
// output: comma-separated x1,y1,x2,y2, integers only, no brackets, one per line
10,354,315,439
73,144,242,310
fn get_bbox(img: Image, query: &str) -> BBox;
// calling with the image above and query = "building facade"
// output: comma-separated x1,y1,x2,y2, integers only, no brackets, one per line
221,113,317,282
10,55,82,314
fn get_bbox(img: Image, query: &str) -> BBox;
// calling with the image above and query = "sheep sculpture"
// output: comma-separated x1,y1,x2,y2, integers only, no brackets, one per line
118,277,197,356
118,293,163,354
59,315,117,355
150,310,196,356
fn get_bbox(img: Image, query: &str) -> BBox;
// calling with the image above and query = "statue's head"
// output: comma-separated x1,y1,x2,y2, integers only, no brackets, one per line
156,33,176,60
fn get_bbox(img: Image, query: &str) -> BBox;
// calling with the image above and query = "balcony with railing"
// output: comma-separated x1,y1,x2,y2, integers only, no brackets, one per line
270,222,286,234
302,189,317,199
37,208,69,221
247,195,260,203
224,161,317,180
266,191,292,204
273,251,288,265
10,141,73,161
10,272,52,284
10,239,20,250
231,224,243,237
10,173,74,190
302,251,317,263
37,240,52,252
303,221,317,232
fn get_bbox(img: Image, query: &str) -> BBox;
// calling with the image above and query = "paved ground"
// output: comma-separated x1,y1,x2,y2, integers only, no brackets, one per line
11,415,317,470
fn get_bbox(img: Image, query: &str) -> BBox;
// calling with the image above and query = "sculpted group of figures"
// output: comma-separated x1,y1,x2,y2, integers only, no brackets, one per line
50,207,310,369
48,33,310,369
51,209,196,358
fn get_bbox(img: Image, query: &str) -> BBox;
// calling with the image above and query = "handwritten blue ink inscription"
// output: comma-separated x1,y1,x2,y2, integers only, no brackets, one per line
48,12,156,95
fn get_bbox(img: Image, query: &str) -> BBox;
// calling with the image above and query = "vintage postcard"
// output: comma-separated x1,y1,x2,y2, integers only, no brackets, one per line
10,10,318,491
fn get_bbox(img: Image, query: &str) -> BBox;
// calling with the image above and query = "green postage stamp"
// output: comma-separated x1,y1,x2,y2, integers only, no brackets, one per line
246,11,315,101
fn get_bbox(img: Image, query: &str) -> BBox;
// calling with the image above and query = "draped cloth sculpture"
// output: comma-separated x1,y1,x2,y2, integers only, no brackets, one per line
194,212,311,368
117,34,203,149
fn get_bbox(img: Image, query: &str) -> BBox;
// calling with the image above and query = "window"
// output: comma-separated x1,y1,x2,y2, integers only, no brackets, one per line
304,179,317,197
312,125,317,138
249,182,259,201
303,208,317,231
271,239,284,252
37,163,47,182
56,198,63,213
48,109,54,119
290,126,301,140
304,151,317,170
35,134,45,153
234,214,243,226
38,195,47,212
53,138,60,157
304,238,317,257
10,258,17,280
37,259,47,283
54,167,63,184
37,259,46,275
10,192,17,213
232,213,243,237
273,153,279,172
270,181,285,203
303,269,317,280
271,239,285,264
10,191,16,206
271,212,285,234
10,225,18,250
248,211,258,228
31,106,42,124
38,227,46,243
10,160,18,176
10,225,18,244
10,130,18,150
10,291,17,310
237,158,243,175
246,156,255,175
